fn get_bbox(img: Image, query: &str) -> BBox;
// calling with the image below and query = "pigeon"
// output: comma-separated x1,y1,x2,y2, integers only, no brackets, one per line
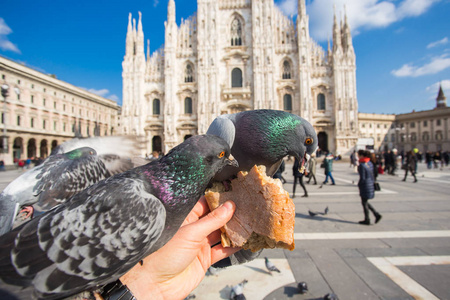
184,294,196,300
264,257,281,274
0,135,238,300
308,206,329,217
297,281,308,294
207,266,219,276
207,109,318,267
324,292,339,300
207,109,318,182
230,279,248,300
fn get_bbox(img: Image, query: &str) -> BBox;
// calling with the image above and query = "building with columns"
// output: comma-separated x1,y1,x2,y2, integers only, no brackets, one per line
121,0,359,156
0,56,119,166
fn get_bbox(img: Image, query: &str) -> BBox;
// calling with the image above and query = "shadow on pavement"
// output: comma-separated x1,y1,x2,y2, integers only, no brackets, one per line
295,213,358,225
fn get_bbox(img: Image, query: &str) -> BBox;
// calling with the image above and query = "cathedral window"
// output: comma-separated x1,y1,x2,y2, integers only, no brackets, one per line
184,97,193,114
231,68,243,88
185,64,194,83
282,61,291,79
153,99,160,115
230,18,242,46
317,93,326,110
283,94,292,111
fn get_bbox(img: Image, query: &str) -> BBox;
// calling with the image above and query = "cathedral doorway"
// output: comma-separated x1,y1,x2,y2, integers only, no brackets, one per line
318,132,328,153
152,136,162,153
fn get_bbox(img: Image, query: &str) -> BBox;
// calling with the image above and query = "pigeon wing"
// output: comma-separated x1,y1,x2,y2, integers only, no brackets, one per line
206,116,236,148
1,176,166,299
33,153,111,210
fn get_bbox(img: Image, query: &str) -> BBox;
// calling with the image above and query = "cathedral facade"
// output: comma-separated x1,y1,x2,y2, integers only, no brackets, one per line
121,0,359,156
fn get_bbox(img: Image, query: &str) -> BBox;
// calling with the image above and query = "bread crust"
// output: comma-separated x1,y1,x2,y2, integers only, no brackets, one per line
205,165,295,252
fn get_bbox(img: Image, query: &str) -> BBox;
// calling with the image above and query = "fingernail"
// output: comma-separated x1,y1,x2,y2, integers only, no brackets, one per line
222,201,234,211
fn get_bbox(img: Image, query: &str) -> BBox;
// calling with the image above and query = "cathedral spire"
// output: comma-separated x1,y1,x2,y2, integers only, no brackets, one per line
332,5,342,53
168,0,176,24
342,6,354,54
136,12,144,55
125,13,134,56
298,0,306,19
436,84,447,108
147,39,150,60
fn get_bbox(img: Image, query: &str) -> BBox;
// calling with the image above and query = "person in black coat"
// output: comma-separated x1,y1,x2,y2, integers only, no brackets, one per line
293,157,308,197
357,150,382,225
402,150,417,182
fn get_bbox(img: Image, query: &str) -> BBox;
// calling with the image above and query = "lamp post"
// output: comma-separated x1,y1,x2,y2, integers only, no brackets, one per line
1,84,20,158
1,84,9,154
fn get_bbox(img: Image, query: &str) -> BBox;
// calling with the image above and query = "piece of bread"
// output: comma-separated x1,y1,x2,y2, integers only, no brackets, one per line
205,165,295,252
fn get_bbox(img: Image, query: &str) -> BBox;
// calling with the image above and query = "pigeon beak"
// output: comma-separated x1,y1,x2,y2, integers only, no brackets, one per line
226,154,239,167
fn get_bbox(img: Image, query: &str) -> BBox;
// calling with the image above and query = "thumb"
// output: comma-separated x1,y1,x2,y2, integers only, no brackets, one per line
188,201,235,238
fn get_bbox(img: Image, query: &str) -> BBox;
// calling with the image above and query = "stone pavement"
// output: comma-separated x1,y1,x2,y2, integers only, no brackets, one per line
1,161,449,300
192,159,450,300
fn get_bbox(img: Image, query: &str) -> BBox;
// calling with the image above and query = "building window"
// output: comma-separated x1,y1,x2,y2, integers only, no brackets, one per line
17,79,20,84
436,131,443,141
422,132,429,141
391,134,395,142
283,94,292,111
54,121,57,131
384,136,388,142
231,68,243,88
63,122,66,132
185,64,194,83
377,124,380,129
31,118,34,128
54,101,57,109
153,99,160,115
43,120,46,129
17,116,21,126
410,122,415,128
31,95,34,104
411,133,417,141
282,60,291,79
317,93,326,110
362,123,365,128
230,18,242,46
436,119,441,126
184,97,193,114
63,104,66,111
423,120,428,127
43,98,46,106
384,124,387,129
72,123,75,133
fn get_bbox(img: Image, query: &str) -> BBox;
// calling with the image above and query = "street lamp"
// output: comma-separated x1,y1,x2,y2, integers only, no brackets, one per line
1,84,20,155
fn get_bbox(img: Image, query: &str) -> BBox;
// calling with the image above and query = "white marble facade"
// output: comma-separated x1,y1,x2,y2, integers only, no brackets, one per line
121,0,359,156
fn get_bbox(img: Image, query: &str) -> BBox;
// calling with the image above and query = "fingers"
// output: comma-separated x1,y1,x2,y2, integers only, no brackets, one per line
210,244,241,265
181,196,211,227
186,201,235,240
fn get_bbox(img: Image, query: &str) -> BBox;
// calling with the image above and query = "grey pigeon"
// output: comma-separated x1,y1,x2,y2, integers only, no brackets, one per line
230,279,248,300
308,206,329,217
264,257,281,273
207,109,318,267
324,292,339,300
0,135,237,300
207,109,318,181
0,146,133,235
0,135,139,235
297,281,308,294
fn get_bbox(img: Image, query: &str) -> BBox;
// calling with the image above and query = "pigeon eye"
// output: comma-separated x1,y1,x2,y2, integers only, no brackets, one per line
218,151,225,158
305,138,313,145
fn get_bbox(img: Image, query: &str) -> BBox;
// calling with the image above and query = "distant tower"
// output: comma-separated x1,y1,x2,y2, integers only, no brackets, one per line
436,84,447,108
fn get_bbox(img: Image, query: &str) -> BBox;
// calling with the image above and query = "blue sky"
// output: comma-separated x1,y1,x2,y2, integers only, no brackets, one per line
0,0,449,115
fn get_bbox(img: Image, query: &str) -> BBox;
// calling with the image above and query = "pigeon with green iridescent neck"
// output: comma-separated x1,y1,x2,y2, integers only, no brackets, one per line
207,109,318,268
0,135,237,300
207,109,318,182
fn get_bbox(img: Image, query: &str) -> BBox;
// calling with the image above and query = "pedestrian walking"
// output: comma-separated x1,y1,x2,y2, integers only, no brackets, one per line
306,153,317,185
293,157,308,197
322,153,335,185
273,160,286,184
402,150,417,183
357,150,382,225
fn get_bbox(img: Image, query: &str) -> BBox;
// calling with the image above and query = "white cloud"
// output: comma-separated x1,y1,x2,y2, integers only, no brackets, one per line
427,37,448,49
87,88,110,97
426,80,450,93
391,55,450,77
276,0,441,42
0,18,20,53
108,95,120,102
153,0,159,7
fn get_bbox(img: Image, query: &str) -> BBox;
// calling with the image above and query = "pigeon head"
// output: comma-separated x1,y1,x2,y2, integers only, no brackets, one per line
288,116,318,172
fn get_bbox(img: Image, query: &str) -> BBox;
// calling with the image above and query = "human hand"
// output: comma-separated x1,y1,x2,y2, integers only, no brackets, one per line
120,197,240,300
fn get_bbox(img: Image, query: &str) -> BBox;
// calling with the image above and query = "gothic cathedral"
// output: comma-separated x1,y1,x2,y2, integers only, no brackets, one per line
121,0,359,155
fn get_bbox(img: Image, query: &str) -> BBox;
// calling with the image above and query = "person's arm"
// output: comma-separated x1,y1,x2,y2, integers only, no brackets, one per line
119,197,240,300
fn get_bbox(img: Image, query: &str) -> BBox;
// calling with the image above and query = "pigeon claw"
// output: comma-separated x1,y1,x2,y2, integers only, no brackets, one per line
19,206,34,220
